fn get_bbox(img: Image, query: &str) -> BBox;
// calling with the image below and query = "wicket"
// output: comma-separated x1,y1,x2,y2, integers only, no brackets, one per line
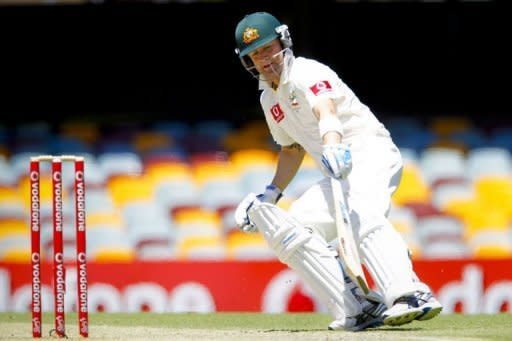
30,155,89,338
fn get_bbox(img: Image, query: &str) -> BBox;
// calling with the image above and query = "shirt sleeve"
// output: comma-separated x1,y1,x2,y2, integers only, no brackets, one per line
260,91,295,147
293,59,346,110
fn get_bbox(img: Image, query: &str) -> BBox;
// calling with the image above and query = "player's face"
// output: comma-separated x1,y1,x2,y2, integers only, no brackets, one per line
248,39,285,82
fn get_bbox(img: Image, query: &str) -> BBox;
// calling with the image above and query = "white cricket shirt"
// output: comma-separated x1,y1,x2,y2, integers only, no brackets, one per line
260,56,390,169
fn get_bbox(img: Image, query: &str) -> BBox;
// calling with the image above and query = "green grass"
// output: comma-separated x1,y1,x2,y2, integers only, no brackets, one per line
1,313,511,340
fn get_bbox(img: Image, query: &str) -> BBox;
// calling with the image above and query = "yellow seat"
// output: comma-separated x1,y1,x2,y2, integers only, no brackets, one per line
222,122,274,153
176,236,225,259
0,145,8,158
463,205,509,237
441,197,479,220
133,132,173,153
0,187,20,200
231,149,276,177
193,162,239,186
227,231,266,245
392,164,431,205
473,245,512,259
0,219,29,238
230,149,276,171
449,198,508,238
241,120,271,135
60,121,100,144
107,175,155,207
173,208,221,242
145,163,193,185
18,175,63,209
91,248,136,263
174,208,221,227
469,229,512,259
87,212,124,229
1,247,31,263
429,117,472,136
475,176,512,218
226,231,273,260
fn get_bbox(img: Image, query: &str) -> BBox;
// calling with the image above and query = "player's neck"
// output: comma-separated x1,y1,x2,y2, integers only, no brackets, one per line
262,73,280,90
269,75,280,90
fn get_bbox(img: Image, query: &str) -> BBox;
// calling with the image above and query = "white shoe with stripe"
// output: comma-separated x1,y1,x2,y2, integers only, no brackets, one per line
383,291,443,326
329,299,387,332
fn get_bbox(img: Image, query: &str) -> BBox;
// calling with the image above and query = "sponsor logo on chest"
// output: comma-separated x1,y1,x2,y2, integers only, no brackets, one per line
270,103,285,123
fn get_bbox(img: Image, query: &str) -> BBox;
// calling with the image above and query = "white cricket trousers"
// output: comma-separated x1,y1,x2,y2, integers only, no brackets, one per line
289,134,425,306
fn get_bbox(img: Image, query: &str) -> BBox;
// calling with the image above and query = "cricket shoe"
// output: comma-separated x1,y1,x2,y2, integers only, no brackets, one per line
328,300,386,332
383,291,443,326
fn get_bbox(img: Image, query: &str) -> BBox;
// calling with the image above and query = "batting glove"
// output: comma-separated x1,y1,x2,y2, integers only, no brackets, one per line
321,143,352,179
234,185,283,233
234,193,258,232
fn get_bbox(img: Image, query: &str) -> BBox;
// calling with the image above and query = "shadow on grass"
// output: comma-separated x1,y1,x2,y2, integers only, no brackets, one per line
263,327,422,333
264,329,326,333
367,327,422,332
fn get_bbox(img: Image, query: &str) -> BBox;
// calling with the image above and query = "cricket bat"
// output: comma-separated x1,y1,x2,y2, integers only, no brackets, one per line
330,177,370,295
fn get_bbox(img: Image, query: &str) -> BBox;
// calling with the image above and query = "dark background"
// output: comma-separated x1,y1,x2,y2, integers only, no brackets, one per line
0,0,509,128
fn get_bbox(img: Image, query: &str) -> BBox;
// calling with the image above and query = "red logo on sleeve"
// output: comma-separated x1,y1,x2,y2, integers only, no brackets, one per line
270,103,285,123
309,80,332,95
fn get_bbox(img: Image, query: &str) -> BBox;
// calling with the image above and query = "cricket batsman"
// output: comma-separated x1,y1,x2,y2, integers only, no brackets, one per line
233,12,442,331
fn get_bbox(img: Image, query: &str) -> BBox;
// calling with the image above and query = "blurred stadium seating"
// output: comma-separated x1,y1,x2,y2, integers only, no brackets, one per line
1,116,511,262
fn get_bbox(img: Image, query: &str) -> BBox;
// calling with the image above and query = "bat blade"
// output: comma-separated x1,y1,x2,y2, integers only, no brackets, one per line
330,177,370,294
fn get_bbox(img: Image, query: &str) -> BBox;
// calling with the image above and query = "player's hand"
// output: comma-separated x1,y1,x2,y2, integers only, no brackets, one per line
234,193,258,232
234,185,283,233
321,143,352,179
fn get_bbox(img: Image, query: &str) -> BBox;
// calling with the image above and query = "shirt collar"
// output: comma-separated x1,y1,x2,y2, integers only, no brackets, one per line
280,49,295,84
258,79,270,91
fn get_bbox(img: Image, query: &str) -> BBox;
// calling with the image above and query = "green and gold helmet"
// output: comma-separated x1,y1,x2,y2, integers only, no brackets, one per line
234,12,292,75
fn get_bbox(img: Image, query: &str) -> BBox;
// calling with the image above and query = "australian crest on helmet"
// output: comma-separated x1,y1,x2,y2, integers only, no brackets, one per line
242,27,259,45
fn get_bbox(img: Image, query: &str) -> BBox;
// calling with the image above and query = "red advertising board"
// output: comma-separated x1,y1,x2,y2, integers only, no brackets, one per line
0,259,510,314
